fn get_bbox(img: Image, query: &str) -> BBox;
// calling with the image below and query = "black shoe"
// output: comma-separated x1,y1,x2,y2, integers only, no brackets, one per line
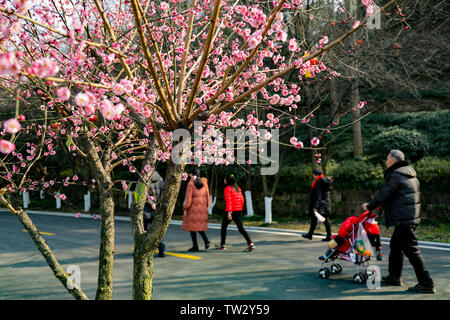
302,233,313,240
188,247,199,252
205,241,211,250
322,237,332,241
381,275,403,286
158,252,165,258
407,283,436,294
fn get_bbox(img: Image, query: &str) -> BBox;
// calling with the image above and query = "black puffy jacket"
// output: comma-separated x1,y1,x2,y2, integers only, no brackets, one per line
367,161,421,227
309,176,332,217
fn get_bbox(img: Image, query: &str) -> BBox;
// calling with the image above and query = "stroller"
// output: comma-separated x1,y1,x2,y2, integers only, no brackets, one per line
317,210,382,284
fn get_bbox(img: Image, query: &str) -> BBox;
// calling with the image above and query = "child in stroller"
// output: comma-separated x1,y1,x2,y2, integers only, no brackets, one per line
319,210,382,262
317,210,382,283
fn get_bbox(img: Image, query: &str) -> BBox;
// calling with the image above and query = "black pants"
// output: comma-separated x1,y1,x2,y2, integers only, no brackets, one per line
190,231,209,248
389,224,433,285
221,211,252,246
307,213,332,238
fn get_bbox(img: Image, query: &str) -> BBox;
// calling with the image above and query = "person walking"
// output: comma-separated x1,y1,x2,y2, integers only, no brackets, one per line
182,167,211,252
362,150,435,294
143,171,166,257
219,174,255,252
302,169,333,241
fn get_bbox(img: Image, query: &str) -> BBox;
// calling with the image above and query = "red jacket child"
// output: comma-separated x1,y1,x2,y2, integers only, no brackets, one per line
224,185,244,212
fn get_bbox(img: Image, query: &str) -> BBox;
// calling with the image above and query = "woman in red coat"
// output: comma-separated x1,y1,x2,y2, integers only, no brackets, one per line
182,167,211,252
219,174,255,252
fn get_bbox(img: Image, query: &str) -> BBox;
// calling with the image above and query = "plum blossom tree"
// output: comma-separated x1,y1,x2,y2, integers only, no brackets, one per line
0,0,399,299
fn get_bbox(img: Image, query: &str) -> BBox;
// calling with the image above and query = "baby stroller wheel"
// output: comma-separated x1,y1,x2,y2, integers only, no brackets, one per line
319,267,331,279
330,264,342,275
353,272,367,284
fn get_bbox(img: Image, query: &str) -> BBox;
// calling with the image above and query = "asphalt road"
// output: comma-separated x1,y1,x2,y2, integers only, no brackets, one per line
0,211,449,300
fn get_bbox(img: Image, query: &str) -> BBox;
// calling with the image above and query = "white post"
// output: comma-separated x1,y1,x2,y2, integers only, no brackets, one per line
128,191,133,209
84,192,91,212
40,190,44,199
264,196,273,224
56,193,61,209
23,191,30,209
208,195,217,215
245,191,254,217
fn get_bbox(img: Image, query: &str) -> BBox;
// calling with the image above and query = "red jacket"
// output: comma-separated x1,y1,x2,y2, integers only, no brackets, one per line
224,185,244,212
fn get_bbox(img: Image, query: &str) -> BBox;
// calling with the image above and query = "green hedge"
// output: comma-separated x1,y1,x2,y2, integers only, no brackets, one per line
365,127,431,164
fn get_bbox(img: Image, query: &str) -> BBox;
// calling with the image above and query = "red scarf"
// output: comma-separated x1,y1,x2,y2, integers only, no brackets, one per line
311,174,324,189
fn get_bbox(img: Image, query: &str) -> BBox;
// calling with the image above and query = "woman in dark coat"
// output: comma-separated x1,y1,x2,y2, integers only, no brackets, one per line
302,169,332,241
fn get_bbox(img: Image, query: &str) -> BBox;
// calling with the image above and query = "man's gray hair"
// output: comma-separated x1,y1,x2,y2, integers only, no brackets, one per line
390,150,405,161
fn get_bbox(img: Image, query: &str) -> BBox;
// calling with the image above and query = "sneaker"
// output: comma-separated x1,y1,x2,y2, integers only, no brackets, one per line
188,246,199,252
205,241,211,250
302,233,313,240
381,275,403,286
322,237,332,242
217,245,227,250
407,283,436,294
376,249,383,261
248,242,255,252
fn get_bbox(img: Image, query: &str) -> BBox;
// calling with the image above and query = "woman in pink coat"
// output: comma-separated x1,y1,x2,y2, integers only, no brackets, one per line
182,167,211,252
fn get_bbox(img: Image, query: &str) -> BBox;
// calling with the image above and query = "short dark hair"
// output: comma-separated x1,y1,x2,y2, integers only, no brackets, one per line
313,169,322,176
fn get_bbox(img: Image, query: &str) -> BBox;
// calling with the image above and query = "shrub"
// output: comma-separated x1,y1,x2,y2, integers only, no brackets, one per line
415,157,450,192
365,127,430,164
328,160,384,190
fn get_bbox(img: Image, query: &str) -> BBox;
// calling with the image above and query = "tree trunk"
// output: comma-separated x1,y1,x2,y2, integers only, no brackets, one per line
79,134,116,300
95,186,115,300
132,159,185,300
351,79,363,157
132,236,154,300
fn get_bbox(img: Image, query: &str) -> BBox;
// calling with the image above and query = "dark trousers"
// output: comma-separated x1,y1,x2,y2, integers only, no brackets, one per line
307,214,332,238
389,224,433,285
221,211,252,246
190,231,209,248
143,217,165,254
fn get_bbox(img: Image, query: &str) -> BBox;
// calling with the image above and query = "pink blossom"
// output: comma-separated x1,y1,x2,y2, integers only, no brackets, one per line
358,101,367,109
74,93,90,107
4,118,21,134
75,213,81,218
0,52,22,76
33,58,59,78
295,141,304,149
311,137,320,147
352,20,361,29
13,0,31,13
288,38,298,52
275,30,287,42
290,137,298,145
270,94,280,105
0,140,15,154
267,113,274,120
56,87,71,101
112,83,124,95
120,79,134,94
159,1,169,12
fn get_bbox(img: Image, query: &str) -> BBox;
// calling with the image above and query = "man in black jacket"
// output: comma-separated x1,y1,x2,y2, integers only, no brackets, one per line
302,169,333,241
362,150,435,294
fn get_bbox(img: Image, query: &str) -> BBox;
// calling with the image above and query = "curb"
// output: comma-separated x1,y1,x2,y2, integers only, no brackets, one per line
2,209,450,250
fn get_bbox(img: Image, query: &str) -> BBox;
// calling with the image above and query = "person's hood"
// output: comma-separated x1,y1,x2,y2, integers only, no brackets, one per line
394,165,417,178
151,171,163,183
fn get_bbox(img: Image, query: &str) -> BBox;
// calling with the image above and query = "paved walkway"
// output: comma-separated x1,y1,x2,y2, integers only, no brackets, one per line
0,211,448,300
